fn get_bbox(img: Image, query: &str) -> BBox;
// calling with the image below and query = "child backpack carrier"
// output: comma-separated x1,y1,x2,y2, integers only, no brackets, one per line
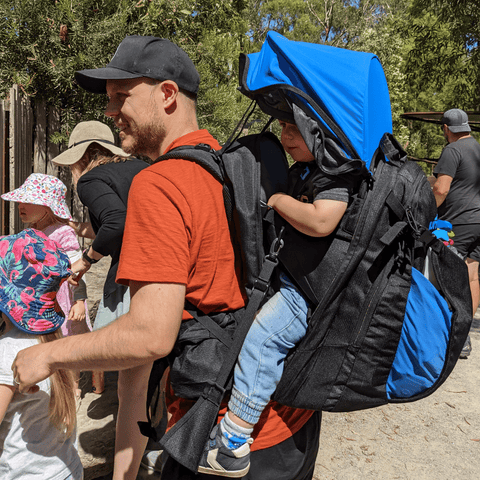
140,32,472,473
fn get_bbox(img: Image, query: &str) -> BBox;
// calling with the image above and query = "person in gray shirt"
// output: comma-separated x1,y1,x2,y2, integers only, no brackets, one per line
433,108,480,358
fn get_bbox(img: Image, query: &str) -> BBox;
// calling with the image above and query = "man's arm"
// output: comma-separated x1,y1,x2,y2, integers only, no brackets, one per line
432,174,453,207
11,281,185,393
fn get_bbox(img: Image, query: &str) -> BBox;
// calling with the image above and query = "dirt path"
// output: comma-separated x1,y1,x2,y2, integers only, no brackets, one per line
315,330,480,479
80,261,480,479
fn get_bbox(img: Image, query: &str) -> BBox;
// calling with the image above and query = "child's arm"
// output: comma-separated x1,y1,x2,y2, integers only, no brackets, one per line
0,384,15,424
68,300,86,322
69,221,96,239
268,192,347,237
73,277,88,303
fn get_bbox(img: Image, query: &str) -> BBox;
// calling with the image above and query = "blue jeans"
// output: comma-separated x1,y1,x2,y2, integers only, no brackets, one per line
229,273,309,424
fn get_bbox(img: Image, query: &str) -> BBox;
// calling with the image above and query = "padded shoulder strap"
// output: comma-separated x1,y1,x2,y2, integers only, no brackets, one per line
154,144,224,183
154,145,235,230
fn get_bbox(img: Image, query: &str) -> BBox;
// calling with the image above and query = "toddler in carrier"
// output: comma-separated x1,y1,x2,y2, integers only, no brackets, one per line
199,116,353,477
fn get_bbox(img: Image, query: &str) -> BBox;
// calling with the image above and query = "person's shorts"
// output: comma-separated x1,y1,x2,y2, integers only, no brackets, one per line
93,284,130,330
451,224,480,262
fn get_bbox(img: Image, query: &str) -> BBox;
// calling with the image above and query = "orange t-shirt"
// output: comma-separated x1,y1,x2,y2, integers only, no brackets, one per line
117,129,313,451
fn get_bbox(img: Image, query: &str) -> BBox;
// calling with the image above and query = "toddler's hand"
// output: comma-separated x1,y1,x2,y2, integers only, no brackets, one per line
267,192,287,207
68,301,86,322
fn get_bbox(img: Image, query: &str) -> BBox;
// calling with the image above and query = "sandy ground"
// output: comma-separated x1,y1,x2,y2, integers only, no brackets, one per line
80,262,480,480
315,329,480,480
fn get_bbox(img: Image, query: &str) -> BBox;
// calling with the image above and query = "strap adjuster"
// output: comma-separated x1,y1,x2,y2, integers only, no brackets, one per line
202,380,226,407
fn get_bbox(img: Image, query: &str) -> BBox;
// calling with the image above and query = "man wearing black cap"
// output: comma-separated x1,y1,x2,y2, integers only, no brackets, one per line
432,108,480,358
12,35,319,480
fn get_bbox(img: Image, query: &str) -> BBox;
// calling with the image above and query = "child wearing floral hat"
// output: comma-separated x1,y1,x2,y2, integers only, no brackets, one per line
0,228,83,479
2,173,92,400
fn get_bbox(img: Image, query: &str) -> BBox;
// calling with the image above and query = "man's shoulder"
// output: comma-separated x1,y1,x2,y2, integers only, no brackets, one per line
446,136,480,155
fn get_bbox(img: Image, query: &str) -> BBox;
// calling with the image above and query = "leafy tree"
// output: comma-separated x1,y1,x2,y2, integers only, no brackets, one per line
247,0,392,47
404,3,476,109
0,0,255,143
410,0,479,98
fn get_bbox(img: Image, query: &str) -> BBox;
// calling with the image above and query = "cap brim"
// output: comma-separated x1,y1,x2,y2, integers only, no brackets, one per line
448,125,471,133
75,67,143,94
52,140,129,166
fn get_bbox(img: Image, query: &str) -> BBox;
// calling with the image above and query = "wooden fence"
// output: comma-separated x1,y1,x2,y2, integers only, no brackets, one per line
0,86,88,239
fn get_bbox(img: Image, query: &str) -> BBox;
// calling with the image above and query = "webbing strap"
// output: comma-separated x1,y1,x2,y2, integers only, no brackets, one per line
200,231,285,406
380,221,407,246
184,301,232,348
385,191,406,221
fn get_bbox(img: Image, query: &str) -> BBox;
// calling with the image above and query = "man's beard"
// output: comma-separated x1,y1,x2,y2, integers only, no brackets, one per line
122,120,166,159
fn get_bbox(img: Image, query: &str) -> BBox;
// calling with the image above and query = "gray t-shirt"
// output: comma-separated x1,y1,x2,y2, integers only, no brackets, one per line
0,328,83,480
434,136,480,224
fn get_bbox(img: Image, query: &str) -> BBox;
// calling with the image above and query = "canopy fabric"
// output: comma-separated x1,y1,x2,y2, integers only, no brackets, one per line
239,31,393,169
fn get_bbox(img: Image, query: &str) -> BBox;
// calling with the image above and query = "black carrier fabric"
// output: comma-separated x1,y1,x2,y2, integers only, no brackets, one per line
140,131,472,474
272,133,472,411
139,131,290,473
154,131,289,402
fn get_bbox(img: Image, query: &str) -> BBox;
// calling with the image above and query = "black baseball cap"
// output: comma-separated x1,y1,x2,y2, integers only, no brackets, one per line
440,108,471,133
75,35,200,95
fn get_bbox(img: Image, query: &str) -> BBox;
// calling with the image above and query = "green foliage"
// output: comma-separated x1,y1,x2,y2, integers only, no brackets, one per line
247,0,390,47
0,0,251,143
409,0,480,109
404,6,476,108
1,0,478,157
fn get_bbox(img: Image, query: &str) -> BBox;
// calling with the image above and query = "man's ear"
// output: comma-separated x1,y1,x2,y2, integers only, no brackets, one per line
160,81,179,109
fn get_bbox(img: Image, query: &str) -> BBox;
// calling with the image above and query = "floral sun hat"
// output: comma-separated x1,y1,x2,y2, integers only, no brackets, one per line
1,173,73,220
0,228,72,334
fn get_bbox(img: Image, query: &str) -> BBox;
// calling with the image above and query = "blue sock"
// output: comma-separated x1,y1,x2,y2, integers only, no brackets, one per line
219,412,254,450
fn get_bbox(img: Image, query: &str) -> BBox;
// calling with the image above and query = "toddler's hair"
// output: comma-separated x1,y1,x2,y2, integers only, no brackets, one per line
0,313,76,438
38,330,76,437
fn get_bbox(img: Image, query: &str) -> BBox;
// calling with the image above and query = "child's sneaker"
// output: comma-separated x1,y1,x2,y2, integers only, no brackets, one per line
198,425,253,477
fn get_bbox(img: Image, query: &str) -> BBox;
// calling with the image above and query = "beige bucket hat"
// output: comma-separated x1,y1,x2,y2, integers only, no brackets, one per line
52,120,128,166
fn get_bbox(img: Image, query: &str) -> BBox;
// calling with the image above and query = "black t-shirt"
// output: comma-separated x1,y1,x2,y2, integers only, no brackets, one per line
77,158,149,296
434,136,480,224
287,161,350,204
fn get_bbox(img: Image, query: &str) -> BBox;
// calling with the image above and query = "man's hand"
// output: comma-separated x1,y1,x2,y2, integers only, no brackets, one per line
11,343,52,394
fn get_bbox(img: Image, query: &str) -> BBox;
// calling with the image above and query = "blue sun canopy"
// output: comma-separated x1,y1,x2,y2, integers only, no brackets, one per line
239,31,393,169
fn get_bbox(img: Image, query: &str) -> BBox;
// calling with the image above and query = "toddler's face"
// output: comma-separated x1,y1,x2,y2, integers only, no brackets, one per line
279,121,314,163
18,203,50,225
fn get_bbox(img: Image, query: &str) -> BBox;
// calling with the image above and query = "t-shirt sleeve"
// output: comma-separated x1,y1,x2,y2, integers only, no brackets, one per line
0,339,16,386
310,169,351,203
117,170,191,286
434,145,460,178
49,225,80,253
